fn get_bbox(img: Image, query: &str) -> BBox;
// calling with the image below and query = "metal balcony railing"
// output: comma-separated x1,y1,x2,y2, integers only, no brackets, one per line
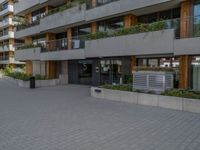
41,36,86,52
15,36,86,52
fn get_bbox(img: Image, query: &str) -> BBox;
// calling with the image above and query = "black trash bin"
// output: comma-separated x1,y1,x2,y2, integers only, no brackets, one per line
30,77,35,89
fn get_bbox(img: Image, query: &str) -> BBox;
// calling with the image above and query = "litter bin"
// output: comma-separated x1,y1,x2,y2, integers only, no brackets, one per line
30,77,35,88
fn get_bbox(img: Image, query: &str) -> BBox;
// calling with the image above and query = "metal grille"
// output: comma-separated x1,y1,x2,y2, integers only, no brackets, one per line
133,72,174,92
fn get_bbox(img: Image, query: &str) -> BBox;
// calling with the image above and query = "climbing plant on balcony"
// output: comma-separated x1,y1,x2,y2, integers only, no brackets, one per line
87,20,166,40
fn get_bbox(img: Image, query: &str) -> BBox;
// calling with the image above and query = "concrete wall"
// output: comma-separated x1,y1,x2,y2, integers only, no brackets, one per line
40,49,85,61
15,25,40,39
91,87,200,113
85,29,175,58
174,37,200,55
86,0,172,21
40,4,86,32
14,0,40,15
15,47,41,61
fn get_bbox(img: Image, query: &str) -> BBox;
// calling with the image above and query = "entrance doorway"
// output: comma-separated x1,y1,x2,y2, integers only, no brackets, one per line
100,59,122,85
78,60,93,85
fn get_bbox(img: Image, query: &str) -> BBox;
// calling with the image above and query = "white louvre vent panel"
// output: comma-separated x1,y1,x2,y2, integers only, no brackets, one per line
133,72,174,92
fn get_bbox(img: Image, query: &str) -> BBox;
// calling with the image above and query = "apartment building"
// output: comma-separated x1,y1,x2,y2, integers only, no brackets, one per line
14,0,200,90
0,0,23,68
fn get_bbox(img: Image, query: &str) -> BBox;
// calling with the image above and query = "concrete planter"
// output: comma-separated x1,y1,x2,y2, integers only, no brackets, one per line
183,98,200,113
138,93,159,107
17,80,30,88
91,87,200,113
158,95,183,110
35,79,60,87
91,87,138,104
3,76,60,88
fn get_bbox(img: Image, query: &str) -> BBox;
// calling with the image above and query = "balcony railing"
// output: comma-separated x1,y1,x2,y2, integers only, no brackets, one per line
15,36,86,53
41,36,86,52
16,20,40,31
0,56,14,61
43,0,85,18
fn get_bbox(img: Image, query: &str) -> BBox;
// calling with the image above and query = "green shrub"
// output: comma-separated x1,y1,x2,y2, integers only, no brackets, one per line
35,74,46,80
87,20,166,40
123,75,133,84
163,89,200,100
4,65,13,75
6,72,30,81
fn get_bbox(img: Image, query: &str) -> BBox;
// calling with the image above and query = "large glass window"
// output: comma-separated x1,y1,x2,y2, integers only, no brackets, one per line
98,17,124,32
72,24,91,49
100,59,122,84
191,56,200,91
194,0,200,36
32,8,45,22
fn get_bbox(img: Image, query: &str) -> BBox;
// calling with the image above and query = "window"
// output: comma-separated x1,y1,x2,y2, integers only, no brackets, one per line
194,0,200,36
191,56,200,91
98,17,124,32
32,35,46,46
97,0,117,6
32,8,45,22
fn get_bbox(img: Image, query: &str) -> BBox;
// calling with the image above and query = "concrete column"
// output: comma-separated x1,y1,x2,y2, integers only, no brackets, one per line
91,22,97,33
25,13,32,23
25,37,32,45
131,56,137,72
179,55,190,89
180,0,192,38
92,0,97,8
124,14,137,28
26,61,33,75
45,61,57,79
67,28,72,49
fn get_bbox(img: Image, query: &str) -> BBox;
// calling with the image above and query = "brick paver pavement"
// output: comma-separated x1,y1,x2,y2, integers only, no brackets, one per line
0,78,200,150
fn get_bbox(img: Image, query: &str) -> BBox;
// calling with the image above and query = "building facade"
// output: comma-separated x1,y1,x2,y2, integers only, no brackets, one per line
14,0,200,90
0,0,23,69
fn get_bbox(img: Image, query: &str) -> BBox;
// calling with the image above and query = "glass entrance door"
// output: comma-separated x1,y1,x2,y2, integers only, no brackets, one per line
78,60,92,85
100,59,122,85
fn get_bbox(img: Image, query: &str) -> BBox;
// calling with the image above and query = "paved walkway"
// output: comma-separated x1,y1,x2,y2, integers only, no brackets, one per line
0,78,200,150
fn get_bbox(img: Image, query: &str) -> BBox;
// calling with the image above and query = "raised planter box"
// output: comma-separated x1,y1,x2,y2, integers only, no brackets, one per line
3,76,60,88
91,87,200,113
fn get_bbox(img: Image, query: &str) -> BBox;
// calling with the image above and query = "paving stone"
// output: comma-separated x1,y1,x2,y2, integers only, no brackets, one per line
0,79,200,150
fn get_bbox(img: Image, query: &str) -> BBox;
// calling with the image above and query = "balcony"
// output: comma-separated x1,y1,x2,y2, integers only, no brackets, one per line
0,44,15,52
0,56,15,64
40,4,86,32
0,31,14,40
15,20,40,38
85,0,175,21
14,0,40,15
0,5,14,17
0,18,14,29
15,46,41,61
40,38,85,61
85,29,175,58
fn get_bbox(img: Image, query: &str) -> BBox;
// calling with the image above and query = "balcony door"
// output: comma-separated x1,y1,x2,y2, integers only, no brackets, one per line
194,0,200,36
